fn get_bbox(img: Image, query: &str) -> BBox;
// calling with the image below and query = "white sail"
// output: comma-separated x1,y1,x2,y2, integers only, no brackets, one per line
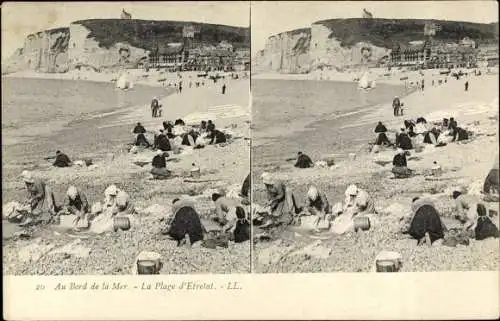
116,73,132,90
358,71,369,89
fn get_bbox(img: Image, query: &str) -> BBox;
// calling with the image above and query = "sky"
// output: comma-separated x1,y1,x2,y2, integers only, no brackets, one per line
251,1,499,56
1,1,250,59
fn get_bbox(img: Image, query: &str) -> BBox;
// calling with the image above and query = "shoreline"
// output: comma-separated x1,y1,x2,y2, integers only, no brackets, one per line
2,75,251,275
253,73,499,272
253,66,499,87
5,69,249,88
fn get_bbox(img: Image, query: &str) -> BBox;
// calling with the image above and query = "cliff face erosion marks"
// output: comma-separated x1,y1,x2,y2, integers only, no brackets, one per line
4,27,71,74
4,19,250,74
255,18,499,74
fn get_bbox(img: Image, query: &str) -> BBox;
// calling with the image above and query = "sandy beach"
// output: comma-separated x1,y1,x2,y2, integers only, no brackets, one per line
2,72,251,275
253,72,499,272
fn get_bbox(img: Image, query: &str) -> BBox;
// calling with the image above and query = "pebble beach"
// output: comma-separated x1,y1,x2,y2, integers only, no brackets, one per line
252,71,499,273
2,70,251,275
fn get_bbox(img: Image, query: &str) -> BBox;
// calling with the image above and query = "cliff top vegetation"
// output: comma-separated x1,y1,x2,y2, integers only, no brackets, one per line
73,19,250,50
313,18,499,48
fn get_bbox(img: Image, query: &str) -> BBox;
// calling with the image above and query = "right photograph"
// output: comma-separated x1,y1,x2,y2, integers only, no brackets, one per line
251,1,499,273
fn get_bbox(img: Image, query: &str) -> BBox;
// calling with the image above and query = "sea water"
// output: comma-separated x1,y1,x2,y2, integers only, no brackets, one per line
251,79,407,172
2,77,168,161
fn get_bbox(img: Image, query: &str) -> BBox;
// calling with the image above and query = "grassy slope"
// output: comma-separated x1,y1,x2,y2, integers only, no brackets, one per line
74,19,250,50
314,18,499,48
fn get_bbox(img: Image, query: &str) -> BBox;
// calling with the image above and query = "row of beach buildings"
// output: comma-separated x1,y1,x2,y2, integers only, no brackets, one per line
388,37,499,69
141,40,250,72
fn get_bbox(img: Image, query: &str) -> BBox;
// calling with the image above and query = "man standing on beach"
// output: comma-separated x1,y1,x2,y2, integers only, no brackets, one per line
465,81,469,92
151,97,160,118
392,96,401,116
222,83,227,95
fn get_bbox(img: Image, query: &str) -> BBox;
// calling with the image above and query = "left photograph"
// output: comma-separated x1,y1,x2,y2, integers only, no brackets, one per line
2,2,251,275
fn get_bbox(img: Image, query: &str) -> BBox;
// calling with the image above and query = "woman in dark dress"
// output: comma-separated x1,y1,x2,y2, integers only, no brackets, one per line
404,197,445,245
165,198,204,246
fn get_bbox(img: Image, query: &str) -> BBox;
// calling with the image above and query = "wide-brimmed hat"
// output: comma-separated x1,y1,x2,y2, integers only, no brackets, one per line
21,170,35,183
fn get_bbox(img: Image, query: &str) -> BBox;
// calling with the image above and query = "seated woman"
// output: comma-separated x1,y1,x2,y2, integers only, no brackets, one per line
374,132,392,146
305,185,331,230
62,186,90,226
423,128,440,145
103,185,134,214
151,150,171,180
343,184,376,216
135,133,151,148
163,198,204,246
452,190,483,231
260,172,300,227
53,150,72,167
211,192,240,224
181,130,199,146
450,124,469,142
155,131,172,151
474,203,500,240
392,149,413,178
17,170,58,226
232,206,250,243
295,151,314,168
401,197,445,246
396,129,413,150
208,129,227,145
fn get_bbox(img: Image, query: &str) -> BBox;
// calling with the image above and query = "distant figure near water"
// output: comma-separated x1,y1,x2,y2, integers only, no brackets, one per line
222,83,227,95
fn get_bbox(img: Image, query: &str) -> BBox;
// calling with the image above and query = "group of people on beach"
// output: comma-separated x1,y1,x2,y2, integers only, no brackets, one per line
131,118,229,180
6,165,251,248
5,97,250,251
6,172,134,232
251,109,499,248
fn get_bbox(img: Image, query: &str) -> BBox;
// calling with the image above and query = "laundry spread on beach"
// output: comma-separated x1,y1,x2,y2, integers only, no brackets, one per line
3,66,251,275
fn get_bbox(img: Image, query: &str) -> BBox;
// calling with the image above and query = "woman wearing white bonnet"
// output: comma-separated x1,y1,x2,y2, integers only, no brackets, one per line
64,185,90,225
343,184,376,215
305,185,332,230
104,184,119,208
